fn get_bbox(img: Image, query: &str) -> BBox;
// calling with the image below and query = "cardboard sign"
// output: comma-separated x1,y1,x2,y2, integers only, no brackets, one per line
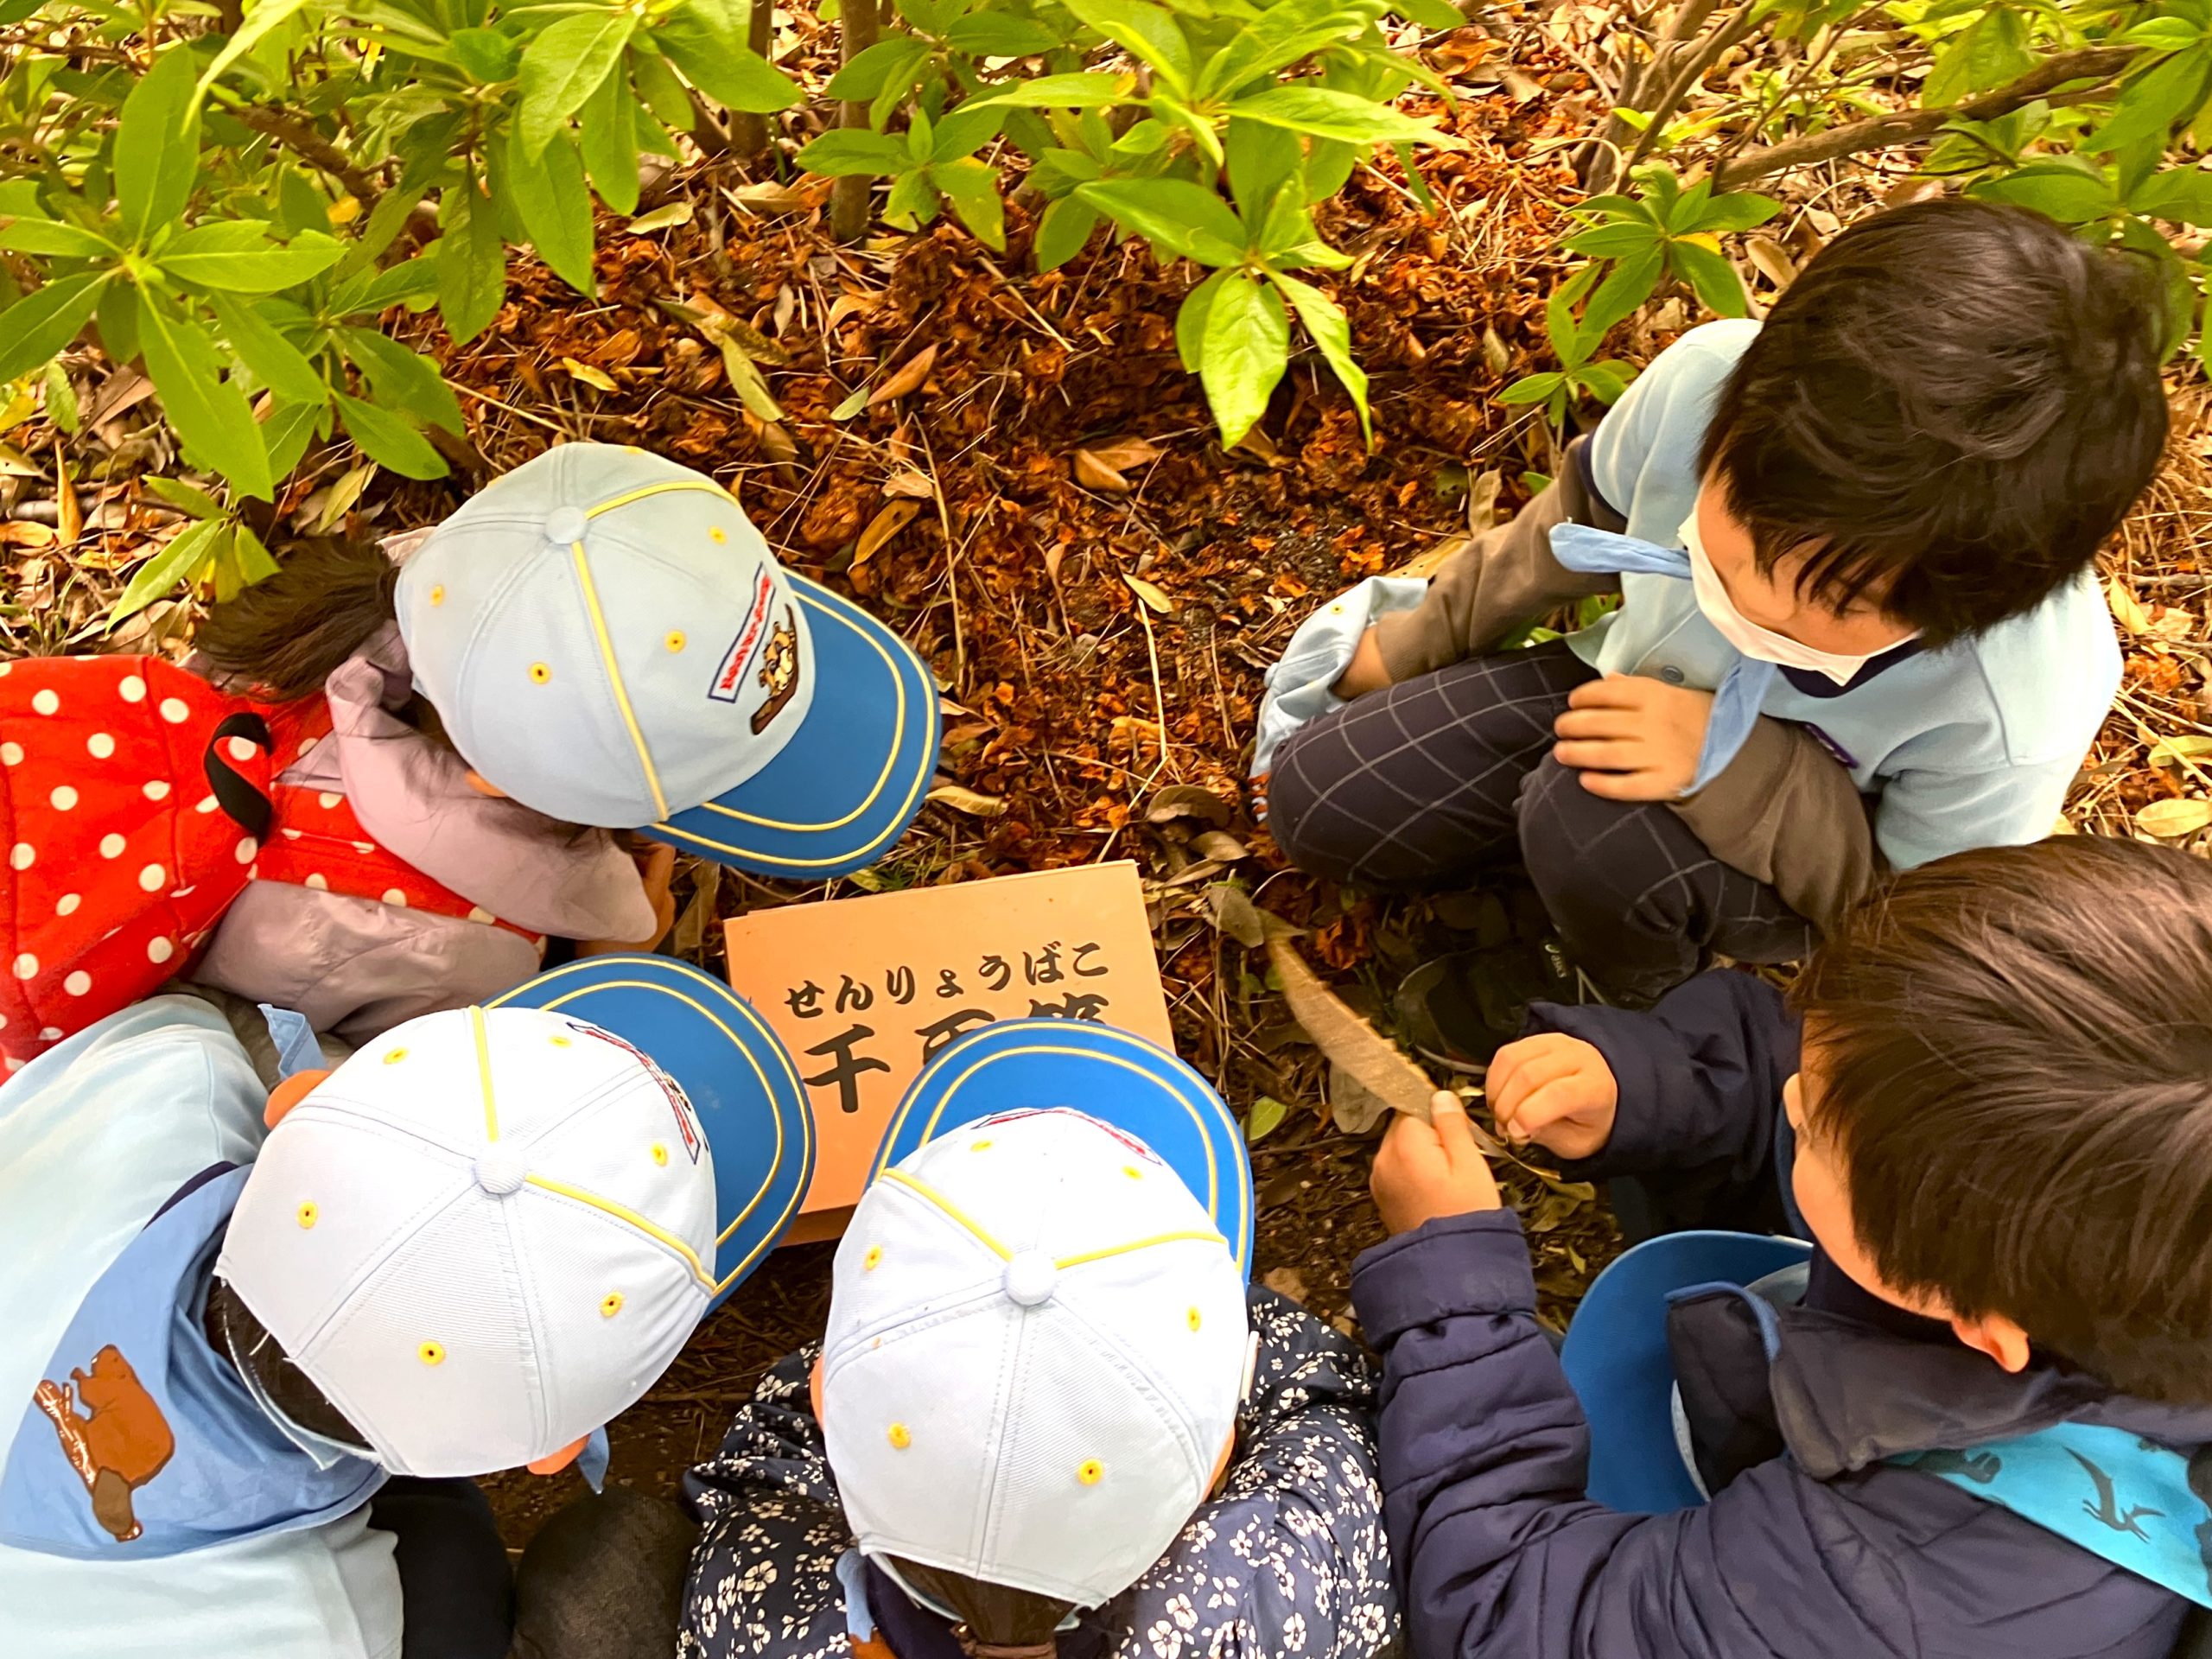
722,861,1174,1236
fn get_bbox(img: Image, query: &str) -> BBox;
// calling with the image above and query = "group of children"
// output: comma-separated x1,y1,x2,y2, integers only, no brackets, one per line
3,194,2210,1659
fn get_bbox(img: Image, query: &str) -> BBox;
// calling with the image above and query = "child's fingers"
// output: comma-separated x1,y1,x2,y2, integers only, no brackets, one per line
1564,674,1650,711
1491,1047,1585,1135
1508,1076,1599,1141
1550,738,1643,772
1425,1088,1483,1160
1552,708,1648,741
1575,766,1671,802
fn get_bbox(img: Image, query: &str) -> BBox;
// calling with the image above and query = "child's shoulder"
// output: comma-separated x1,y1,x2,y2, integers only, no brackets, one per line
1943,568,2122,766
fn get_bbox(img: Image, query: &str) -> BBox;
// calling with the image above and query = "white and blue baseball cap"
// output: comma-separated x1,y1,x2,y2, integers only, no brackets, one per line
395,443,939,876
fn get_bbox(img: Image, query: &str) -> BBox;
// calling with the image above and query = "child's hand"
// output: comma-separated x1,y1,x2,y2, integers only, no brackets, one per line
579,843,678,957
1551,673,1715,800
1487,1033,1618,1160
1371,1090,1503,1236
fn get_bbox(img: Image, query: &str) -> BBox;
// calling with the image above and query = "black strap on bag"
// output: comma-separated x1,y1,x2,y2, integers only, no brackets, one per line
203,712,276,840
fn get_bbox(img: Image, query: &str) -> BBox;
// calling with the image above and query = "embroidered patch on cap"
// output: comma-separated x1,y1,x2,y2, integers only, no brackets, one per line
751,608,802,736
708,570,778,708
569,1020,705,1164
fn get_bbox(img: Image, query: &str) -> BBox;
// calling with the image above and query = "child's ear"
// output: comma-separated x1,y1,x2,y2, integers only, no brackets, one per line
528,1436,588,1476
265,1069,333,1128
1949,1312,2032,1374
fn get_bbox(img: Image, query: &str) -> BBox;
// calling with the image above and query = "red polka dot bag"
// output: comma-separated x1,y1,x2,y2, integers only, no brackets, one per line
0,655,531,1072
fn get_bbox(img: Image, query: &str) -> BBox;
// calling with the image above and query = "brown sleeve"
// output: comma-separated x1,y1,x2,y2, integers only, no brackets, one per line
1372,438,1624,683
1669,716,1886,933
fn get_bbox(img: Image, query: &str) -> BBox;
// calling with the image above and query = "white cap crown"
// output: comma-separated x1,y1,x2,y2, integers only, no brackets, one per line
821,1109,1249,1608
216,1005,716,1477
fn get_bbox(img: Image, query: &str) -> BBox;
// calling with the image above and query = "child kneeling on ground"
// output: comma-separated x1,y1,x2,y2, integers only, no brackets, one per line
1257,200,2165,1031
1355,836,2212,1659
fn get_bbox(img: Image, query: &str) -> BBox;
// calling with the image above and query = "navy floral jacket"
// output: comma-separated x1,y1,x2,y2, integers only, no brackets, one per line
677,1287,1399,1659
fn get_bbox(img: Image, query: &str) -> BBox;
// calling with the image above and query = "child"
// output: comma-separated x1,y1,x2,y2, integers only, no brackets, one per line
519,1021,1397,1659
1353,836,2212,1659
0,442,939,1061
0,953,811,1659
1256,200,2165,1019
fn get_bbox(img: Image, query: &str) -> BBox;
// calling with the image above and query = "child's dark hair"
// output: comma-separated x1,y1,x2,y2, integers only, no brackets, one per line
1699,197,2168,644
204,1277,370,1449
194,537,400,702
1790,836,2212,1403
891,1557,1076,1659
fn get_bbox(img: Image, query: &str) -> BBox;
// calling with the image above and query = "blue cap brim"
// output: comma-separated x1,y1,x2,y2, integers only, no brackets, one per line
1558,1230,1814,1513
649,575,939,878
490,955,814,1311
869,1019,1255,1276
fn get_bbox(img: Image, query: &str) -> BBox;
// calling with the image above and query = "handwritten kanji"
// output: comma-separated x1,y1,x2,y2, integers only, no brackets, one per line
785,981,824,1020
914,1007,997,1062
836,974,874,1014
802,1024,890,1115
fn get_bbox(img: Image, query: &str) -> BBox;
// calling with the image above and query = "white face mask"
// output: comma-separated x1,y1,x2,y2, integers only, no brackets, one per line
1681,511,1915,686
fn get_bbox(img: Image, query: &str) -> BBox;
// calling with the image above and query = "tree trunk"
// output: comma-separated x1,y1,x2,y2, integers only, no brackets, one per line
728,0,775,159
830,0,881,243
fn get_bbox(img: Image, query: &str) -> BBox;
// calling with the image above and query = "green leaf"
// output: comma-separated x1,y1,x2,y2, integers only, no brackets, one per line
118,47,202,249
907,107,936,167
262,397,323,479
2133,166,2212,226
2123,16,2207,52
139,295,274,499
1971,159,2119,223
519,10,638,156
97,283,142,370
1689,190,1783,234
1923,8,2032,109
1672,238,1748,317
1389,0,1463,29
209,292,328,405
798,128,913,177
1272,271,1368,442
0,272,109,385
1244,1094,1287,1143
931,100,1006,162
580,66,643,215
1175,266,1231,373
111,518,226,624
347,255,442,314
42,360,79,435
340,327,465,434
629,43,696,130
143,475,225,518
2088,45,2212,155
1560,220,1662,258
826,36,930,100
332,391,448,479
437,186,508,343
232,519,281,586
159,225,346,294
1035,196,1101,271
1496,370,1565,406
1198,0,1366,98
658,1,801,113
0,218,115,257
931,157,1007,250
1198,268,1287,446
451,25,522,83
1570,358,1637,404
1151,92,1227,169
1226,85,1461,149
496,126,596,295
1225,117,1303,219
1077,177,1248,265
969,72,1135,107
1577,245,1662,350
1062,0,1195,97
945,12,1059,54
194,0,311,100
1545,260,1599,366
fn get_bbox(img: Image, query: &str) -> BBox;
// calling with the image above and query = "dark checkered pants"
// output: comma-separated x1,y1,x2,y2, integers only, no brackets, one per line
1268,641,1812,1004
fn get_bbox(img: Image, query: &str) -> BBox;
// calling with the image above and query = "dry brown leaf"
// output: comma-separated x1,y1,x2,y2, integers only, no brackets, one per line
1501,67,1545,102
869,344,938,407
853,499,921,567
1084,436,1162,472
53,447,79,550
1234,425,1282,463
723,181,809,215
720,313,792,368
1204,883,1266,947
562,357,619,393
1147,784,1233,828
670,863,721,957
2107,574,2152,634
883,469,936,499
0,521,56,548
2150,735,2212,767
758,422,800,466
1189,828,1249,861
1465,467,1502,532
626,200,695,233
1043,544,1065,583
1330,1063,1392,1137
1122,572,1175,614
305,463,374,536
926,783,1005,817
1481,325,1511,378
2137,798,2212,838
1073,449,1132,493
1261,1267,1309,1305
1744,234,1797,290
1264,925,1447,1130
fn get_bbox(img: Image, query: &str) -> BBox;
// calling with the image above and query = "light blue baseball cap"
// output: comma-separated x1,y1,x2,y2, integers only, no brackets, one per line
396,444,939,877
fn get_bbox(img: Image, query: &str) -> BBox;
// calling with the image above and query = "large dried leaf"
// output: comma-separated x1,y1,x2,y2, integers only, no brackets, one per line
853,499,920,567
1329,1063,1392,1136
2107,574,2152,635
1147,784,1233,829
1204,882,1266,948
1073,448,1132,493
2137,797,2212,838
869,345,938,407
1122,573,1175,614
926,783,1005,817
1263,925,1445,1129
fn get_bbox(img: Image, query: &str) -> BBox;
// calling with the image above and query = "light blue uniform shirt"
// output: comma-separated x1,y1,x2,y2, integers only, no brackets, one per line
0,999,404,1659
1573,320,2119,870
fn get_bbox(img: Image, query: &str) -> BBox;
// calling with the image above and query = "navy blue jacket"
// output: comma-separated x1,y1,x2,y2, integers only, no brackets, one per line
1351,969,2212,1659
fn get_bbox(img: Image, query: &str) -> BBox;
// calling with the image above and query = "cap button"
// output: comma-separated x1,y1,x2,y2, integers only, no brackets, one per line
543,506,588,546
1002,1249,1058,1308
474,1146,529,1197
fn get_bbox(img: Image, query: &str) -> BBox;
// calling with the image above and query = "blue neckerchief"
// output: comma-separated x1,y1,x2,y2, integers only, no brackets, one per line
1896,1423,2212,1607
0,1166,384,1560
1549,524,1778,793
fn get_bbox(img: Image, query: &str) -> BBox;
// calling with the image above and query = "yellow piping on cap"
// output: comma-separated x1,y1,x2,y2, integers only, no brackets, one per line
567,540,669,822
524,1173,715,1290
1054,1230,1227,1271
878,1167,1013,1261
470,1006,499,1142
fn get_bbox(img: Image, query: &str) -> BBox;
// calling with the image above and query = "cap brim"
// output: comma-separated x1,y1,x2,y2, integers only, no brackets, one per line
490,955,814,1311
1558,1230,1814,1514
869,1020,1255,1276
649,575,939,878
